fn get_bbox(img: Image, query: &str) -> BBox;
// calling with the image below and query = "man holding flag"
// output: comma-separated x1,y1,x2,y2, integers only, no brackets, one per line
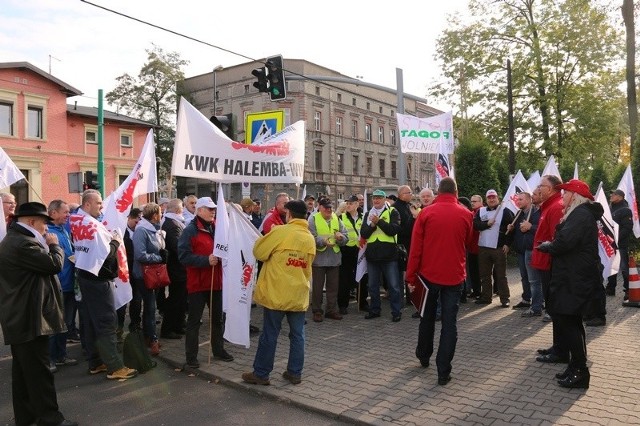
71,190,138,380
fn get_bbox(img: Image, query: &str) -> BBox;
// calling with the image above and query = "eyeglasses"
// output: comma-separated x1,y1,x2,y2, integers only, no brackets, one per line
2,201,16,205
400,192,412,196
538,184,552,189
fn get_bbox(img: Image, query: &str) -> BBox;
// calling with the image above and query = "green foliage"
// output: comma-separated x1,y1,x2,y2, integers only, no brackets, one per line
454,138,500,198
105,45,189,180
434,0,626,186
586,162,610,193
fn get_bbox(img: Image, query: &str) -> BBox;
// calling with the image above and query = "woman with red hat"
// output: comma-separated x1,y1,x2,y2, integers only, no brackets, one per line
536,179,603,389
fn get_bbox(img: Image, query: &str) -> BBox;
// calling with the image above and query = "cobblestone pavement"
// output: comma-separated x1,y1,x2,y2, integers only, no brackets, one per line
158,267,640,425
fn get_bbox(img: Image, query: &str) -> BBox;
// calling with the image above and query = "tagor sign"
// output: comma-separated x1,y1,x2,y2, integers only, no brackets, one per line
396,111,454,154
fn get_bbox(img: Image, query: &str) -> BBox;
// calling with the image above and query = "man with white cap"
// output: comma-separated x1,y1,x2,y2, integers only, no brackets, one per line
473,189,514,307
178,197,233,368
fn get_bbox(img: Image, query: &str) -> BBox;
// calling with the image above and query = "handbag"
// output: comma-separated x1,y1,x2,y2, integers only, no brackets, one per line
141,263,171,290
397,243,408,263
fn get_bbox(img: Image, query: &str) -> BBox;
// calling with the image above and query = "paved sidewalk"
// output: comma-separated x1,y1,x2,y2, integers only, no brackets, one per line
158,267,640,425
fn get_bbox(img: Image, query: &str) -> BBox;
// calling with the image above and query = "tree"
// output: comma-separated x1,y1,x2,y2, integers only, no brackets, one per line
433,0,625,179
106,45,189,181
454,138,501,198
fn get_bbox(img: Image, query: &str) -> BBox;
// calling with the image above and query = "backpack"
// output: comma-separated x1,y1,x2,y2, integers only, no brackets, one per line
123,329,157,373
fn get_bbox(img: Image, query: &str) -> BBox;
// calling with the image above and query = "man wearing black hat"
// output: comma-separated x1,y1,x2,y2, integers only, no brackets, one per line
606,189,633,300
0,202,76,426
304,194,316,219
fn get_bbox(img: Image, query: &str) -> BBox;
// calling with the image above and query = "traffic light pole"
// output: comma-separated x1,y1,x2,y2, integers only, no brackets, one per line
97,89,105,198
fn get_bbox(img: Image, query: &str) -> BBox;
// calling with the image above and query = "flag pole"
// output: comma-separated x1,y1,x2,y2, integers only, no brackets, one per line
26,180,44,203
505,209,522,235
208,263,215,366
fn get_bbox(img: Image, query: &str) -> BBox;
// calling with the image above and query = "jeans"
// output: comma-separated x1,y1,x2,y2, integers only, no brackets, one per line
516,252,531,302
62,291,78,336
524,250,542,313
132,277,157,340
367,260,402,316
78,276,124,372
415,281,462,379
48,333,66,363
252,308,305,379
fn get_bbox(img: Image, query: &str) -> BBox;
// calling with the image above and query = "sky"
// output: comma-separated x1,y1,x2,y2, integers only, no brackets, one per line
1,0,470,111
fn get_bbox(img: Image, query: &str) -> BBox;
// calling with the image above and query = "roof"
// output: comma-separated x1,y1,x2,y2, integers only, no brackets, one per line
0,62,82,97
67,104,155,127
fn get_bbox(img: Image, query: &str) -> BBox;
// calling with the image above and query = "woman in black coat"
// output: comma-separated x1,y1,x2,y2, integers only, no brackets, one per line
536,179,603,389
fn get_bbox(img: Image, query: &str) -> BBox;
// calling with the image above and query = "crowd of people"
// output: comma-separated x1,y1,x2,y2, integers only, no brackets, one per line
0,173,628,422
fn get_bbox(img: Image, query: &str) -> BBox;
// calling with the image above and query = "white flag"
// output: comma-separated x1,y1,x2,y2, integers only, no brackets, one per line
541,155,561,179
616,165,640,238
223,204,261,348
70,209,112,276
301,185,307,201
573,162,579,180
397,111,454,154
434,139,450,187
0,147,25,189
213,183,229,259
100,129,157,309
355,189,368,282
527,171,541,190
0,147,26,241
595,184,619,279
502,171,532,214
102,129,158,234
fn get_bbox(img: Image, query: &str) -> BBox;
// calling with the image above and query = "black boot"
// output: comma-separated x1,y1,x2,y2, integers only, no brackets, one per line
555,366,574,380
558,367,590,389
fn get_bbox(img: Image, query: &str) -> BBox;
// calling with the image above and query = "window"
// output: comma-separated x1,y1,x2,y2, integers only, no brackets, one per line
314,111,321,131
0,102,13,136
315,86,320,95
378,126,384,144
337,153,344,173
390,129,397,146
215,90,220,101
244,84,250,94
120,130,134,147
379,106,383,114
379,159,386,177
364,123,371,141
366,157,373,175
27,106,43,139
351,120,358,138
24,94,47,140
85,125,97,144
336,117,342,135
352,98,356,106
337,93,342,102
391,161,397,179
315,150,323,170
353,155,359,175
366,102,370,110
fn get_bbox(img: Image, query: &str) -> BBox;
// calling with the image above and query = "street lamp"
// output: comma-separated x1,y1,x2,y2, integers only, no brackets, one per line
213,65,223,112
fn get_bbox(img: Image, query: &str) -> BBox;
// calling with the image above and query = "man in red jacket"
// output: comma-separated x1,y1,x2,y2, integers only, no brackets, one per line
405,177,473,386
531,175,568,363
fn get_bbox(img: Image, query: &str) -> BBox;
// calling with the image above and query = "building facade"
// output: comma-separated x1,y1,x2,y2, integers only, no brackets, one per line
178,59,442,207
0,62,154,206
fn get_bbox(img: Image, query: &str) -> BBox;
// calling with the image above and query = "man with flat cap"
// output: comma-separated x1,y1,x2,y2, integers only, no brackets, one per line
0,202,77,426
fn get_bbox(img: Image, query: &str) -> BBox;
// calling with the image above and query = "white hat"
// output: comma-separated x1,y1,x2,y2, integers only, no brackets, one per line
486,189,498,198
195,197,216,209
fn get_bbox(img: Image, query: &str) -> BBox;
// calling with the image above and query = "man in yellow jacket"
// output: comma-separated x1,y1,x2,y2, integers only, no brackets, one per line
242,199,316,386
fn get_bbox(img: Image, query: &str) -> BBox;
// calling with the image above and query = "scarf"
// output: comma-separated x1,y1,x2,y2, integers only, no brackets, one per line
163,212,185,230
17,222,49,253
138,218,166,249
366,205,387,225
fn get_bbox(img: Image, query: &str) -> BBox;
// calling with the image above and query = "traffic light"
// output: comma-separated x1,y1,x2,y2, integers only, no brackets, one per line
252,66,269,93
210,113,234,139
84,171,100,190
266,55,286,101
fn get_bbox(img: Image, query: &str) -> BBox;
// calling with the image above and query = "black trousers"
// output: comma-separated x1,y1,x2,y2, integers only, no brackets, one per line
185,290,224,363
338,245,358,309
161,278,188,335
554,313,587,369
539,269,568,357
11,335,65,426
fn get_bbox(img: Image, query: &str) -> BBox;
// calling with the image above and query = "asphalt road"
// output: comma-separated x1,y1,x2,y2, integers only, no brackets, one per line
0,342,350,426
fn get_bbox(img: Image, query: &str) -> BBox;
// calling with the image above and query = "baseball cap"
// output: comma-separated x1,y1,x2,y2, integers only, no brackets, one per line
372,189,386,198
252,198,261,204
240,198,256,209
556,179,594,201
195,197,216,209
318,198,333,209
304,194,316,201
486,189,498,198
158,197,170,205
346,195,359,202
387,194,398,202
611,189,625,198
